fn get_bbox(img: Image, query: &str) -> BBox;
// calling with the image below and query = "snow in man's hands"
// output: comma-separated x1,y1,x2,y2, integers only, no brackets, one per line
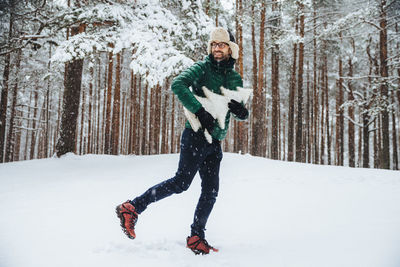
1,153,400,267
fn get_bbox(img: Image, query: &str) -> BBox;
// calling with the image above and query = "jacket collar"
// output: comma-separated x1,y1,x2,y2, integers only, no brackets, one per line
206,54,235,73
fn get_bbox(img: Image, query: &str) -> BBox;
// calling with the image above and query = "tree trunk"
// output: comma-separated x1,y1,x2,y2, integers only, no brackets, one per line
335,35,344,166
78,82,86,154
121,90,127,154
305,61,311,163
363,39,376,168
45,44,52,158
0,11,13,163
95,57,101,154
362,111,370,168
288,18,297,162
154,84,161,154
379,0,390,169
38,96,47,159
295,1,305,162
13,80,23,161
104,49,113,154
170,94,176,154
255,2,267,156
251,0,266,157
324,51,331,165
141,84,148,155
149,86,155,154
30,87,39,159
161,88,169,154
396,24,400,107
320,68,325,164
87,62,94,154
391,92,398,170
128,71,136,154
95,56,101,154
378,116,383,168
312,10,319,164
56,25,85,157
250,1,258,156
111,52,121,155
235,0,245,154
215,0,219,26
270,0,280,160
135,76,142,155
347,52,355,167
5,48,22,162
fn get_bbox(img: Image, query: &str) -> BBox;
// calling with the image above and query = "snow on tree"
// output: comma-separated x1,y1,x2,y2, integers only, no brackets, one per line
51,0,214,87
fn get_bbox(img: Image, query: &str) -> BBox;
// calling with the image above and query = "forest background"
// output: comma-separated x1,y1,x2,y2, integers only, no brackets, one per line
0,0,399,170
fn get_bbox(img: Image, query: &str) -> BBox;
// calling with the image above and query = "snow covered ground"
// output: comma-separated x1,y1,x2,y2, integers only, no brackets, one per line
1,153,400,267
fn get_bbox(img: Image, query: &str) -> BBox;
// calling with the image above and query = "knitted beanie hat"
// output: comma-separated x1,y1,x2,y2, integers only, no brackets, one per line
207,27,239,60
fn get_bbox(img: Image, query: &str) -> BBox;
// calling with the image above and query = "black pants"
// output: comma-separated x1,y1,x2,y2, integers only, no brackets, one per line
131,128,223,239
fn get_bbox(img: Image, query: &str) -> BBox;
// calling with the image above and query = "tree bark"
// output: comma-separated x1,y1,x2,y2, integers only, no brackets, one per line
295,1,305,162
78,82,86,154
347,51,355,167
305,61,311,163
0,10,13,163
30,86,39,159
170,94,176,154
235,0,245,154
141,83,148,155
95,56,101,154
154,84,161,154
396,23,400,107
149,86,155,154
104,49,113,154
324,49,331,165
215,0,219,26
56,25,85,157
379,0,390,169
312,8,319,164
391,92,398,170
161,87,169,154
135,76,142,155
251,0,266,157
250,1,258,156
87,61,94,154
335,34,344,166
128,71,136,154
288,18,297,162
5,48,22,162
111,52,121,155
320,68,325,164
253,2,266,157
270,0,280,160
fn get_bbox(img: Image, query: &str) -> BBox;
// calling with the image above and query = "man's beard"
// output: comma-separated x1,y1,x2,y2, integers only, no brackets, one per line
212,51,229,62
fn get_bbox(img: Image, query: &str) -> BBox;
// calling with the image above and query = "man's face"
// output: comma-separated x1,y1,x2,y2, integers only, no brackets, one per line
211,42,231,61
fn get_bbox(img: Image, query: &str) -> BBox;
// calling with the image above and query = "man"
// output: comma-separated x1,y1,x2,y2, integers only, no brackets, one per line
116,27,249,255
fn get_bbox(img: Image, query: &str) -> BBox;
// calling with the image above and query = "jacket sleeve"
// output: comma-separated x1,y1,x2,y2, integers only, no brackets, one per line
171,62,204,114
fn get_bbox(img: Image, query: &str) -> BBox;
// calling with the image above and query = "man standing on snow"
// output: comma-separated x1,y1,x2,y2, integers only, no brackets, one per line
116,27,249,255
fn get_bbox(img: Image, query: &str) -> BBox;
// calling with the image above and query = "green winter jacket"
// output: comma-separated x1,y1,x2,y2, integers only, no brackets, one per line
171,54,247,141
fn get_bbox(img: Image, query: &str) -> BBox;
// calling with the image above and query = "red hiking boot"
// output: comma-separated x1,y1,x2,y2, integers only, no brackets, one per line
116,201,138,239
186,235,219,255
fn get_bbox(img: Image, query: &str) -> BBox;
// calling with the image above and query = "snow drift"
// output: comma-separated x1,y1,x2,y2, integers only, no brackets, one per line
1,153,399,267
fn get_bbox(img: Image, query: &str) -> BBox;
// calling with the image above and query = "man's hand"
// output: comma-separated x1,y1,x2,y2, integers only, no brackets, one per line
228,99,248,120
195,107,216,134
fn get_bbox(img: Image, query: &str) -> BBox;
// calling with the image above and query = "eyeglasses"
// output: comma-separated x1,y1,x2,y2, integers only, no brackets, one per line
211,42,228,49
